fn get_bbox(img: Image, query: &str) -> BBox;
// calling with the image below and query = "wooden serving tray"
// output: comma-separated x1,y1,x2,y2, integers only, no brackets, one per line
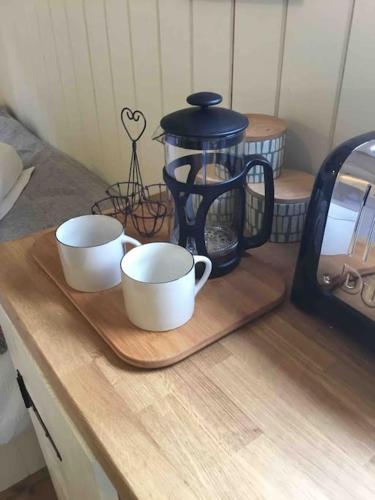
32,231,285,369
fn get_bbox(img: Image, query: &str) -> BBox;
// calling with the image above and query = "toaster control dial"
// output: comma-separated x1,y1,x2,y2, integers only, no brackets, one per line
321,274,332,286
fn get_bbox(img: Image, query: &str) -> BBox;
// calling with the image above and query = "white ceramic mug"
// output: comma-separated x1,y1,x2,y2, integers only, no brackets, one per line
56,214,141,292
121,242,212,331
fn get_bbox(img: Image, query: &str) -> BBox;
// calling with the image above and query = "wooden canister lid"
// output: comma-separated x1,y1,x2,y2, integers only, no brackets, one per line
248,169,314,203
245,113,287,141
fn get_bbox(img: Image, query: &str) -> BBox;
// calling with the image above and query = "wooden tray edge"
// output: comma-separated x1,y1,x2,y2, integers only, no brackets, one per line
31,235,286,369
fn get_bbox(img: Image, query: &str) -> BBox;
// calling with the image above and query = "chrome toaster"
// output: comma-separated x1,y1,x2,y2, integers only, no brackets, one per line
292,132,375,336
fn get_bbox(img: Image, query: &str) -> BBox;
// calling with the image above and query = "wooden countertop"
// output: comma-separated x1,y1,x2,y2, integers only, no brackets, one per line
1,230,375,499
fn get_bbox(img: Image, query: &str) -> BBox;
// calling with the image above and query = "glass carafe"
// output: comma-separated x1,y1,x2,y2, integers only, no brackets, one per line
156,92,274,277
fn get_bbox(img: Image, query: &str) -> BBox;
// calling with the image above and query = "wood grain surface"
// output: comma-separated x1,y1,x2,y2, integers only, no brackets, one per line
1,230,375,499
245,113,287,141
32,230,285,368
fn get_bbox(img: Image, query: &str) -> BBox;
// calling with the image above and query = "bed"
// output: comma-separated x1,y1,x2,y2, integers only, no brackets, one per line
0,107,107,242
0,106,107,491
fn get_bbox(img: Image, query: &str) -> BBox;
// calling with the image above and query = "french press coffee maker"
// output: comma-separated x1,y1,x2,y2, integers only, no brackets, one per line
157,92,274,277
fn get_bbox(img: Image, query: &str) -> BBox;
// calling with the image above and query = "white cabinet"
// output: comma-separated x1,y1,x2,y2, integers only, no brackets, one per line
0,305,118,500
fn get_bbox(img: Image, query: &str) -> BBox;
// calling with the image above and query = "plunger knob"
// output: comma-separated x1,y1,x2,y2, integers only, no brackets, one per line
187,92,222,108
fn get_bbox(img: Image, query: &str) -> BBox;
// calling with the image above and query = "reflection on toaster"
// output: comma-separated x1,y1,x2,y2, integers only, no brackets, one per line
317,141,375,318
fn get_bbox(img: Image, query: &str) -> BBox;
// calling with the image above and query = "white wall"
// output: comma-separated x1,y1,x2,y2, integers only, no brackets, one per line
0,0,374,185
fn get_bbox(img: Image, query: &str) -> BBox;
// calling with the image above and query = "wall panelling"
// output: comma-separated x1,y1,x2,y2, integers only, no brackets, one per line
0,0,373,184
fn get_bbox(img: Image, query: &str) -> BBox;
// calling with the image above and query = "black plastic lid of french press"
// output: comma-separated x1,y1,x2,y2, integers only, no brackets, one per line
160,92,249,150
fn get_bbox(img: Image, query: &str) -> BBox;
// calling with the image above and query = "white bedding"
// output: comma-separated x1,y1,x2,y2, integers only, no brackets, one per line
0,167,34,221
0,142,35,221
0,142,23,200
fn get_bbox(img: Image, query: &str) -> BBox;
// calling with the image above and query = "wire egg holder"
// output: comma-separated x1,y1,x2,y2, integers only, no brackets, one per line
91,107,168,237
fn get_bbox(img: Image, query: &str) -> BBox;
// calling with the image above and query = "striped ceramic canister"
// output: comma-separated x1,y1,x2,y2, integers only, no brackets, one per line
216,114,287,183
246,169,314,243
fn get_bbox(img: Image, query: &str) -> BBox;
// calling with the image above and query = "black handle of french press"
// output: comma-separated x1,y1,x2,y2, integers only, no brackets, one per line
242,155,274,250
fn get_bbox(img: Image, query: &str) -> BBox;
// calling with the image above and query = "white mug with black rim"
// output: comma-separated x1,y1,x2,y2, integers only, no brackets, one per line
121,242,212,331
56,214,141,292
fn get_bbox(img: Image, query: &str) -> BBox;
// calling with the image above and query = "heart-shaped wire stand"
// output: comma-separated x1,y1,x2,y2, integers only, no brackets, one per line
92,107,168,237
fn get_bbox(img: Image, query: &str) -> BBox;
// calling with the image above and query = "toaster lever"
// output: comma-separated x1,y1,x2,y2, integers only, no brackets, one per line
348,183,371,256
340,264,362,295
363,211,375,262
345,273,357,289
